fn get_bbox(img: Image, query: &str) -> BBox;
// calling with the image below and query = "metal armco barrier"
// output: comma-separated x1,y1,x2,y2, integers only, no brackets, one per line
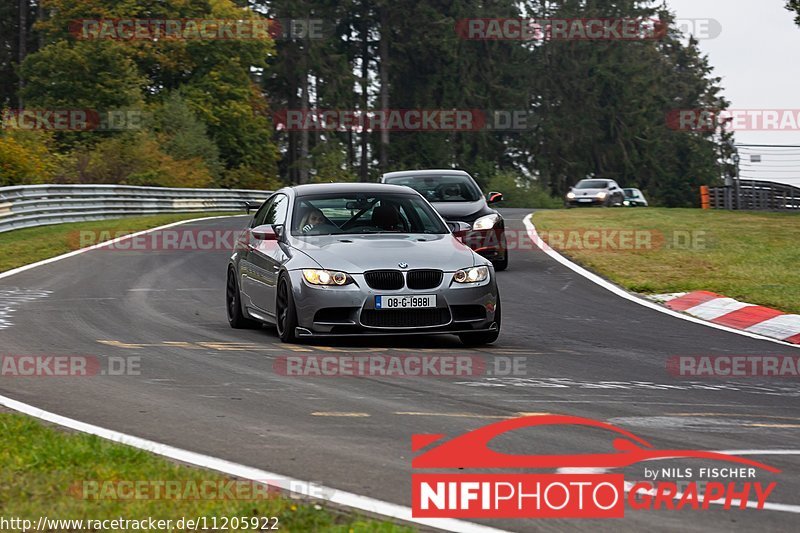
706,180,800,211
0,184,271,233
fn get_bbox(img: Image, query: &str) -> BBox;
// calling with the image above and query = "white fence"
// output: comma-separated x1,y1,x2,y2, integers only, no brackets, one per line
0,184,270,233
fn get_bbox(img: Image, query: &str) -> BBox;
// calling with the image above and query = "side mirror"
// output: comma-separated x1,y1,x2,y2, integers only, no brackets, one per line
251,224,279,241
487,191,504,204
245,201,262,214
447,221,471,240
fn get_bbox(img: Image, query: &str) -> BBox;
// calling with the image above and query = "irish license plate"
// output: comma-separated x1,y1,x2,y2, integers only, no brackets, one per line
578,198,592,203
375,295,436,309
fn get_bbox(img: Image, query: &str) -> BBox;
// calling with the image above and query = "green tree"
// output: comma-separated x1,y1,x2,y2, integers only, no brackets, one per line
522,0,729,206
788,0,800,25
151,92,224,181
308,138,357,182
17,0,279,187
0,0,39,108
19,41,144,110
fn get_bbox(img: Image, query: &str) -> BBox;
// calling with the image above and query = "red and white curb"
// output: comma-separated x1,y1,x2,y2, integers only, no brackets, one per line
648,292,800,345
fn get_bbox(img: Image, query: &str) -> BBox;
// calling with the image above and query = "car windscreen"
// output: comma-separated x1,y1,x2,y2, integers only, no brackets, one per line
624,189,637,198
291,193,450,236
383,175,482,202
575,180,610,189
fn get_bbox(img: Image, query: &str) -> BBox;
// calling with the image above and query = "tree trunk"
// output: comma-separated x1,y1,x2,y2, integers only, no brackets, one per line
37,0,44,49
299,68,310,184
378,6,390,173
18,0,26,107
359,3,370,182
347,130,355,171
287,60,299,185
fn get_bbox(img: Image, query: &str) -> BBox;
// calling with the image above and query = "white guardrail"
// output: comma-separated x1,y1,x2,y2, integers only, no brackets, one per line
0,184,271,233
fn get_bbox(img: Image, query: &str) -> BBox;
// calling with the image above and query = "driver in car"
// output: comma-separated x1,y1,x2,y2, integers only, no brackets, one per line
300,207,326,234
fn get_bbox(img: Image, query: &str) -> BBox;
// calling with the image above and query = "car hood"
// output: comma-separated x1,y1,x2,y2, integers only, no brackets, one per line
431,200,488,222
289,233,478,273
571,188,608,196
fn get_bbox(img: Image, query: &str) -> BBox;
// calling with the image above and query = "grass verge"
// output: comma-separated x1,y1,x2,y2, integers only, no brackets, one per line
0,212,242,274
0,412,411,532
532,208,800,314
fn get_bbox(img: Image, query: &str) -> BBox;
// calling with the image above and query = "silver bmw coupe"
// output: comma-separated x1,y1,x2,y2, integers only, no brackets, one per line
226,183,501,345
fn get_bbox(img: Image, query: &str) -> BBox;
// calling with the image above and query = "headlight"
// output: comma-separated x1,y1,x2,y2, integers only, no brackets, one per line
303,269,351,286
472,214,500,230
453,266,490,284
597,192,608,199
566,192,576,199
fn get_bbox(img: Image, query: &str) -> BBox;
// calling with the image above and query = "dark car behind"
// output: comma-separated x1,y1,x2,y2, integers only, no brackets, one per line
381,170,508,270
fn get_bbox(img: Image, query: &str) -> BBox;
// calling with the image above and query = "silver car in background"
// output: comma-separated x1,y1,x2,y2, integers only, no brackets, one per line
226,183,501,346
566,179,625,207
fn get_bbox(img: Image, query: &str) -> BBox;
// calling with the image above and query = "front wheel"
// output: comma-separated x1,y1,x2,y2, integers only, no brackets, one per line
492,253,509,272
458,300,501,346
226,268,260,329
275,273,299,343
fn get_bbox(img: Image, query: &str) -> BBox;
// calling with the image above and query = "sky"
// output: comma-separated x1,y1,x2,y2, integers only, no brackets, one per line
666,0,800,186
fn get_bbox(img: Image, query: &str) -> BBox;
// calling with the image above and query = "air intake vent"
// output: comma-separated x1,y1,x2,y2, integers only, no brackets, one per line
360,308,451,328
406,269,443,290
364,270,404,290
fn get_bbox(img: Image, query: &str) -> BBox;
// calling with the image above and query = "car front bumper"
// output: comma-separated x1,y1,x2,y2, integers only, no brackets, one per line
460,227,507,261
566,197,607,206
287,269,500,337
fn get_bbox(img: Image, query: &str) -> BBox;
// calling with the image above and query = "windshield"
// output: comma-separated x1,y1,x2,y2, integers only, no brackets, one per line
383,174,482,202
291,193,449,236
624,189,638,198
575,180,610,189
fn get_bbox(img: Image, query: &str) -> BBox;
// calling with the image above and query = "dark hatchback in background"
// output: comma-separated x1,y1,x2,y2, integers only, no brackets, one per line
381,169,508,271
623,188,649,207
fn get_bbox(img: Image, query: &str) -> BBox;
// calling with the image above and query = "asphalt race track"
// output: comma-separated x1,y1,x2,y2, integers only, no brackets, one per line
1,208,799,532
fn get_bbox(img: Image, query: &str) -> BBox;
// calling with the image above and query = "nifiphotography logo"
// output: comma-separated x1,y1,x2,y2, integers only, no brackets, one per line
411,415,779,519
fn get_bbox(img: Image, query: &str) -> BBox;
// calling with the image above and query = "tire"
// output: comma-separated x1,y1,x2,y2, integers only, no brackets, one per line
458,299,501,346
492,253,509,272
275,272,299,343
492,233,509,271
226,267,260,329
